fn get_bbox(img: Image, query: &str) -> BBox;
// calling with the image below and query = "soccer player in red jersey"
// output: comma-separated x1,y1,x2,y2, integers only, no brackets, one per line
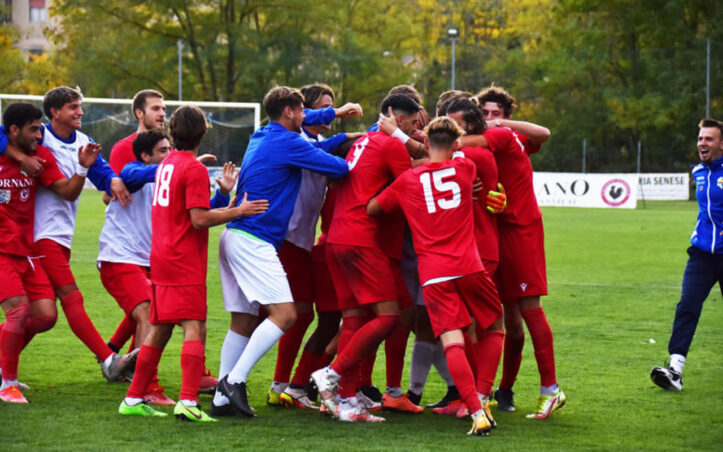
118,105,268,422
104,89,165,357
0,103,99,403
368,116,503,435
448,96,565,419
109,90,167,174
311,94,420,422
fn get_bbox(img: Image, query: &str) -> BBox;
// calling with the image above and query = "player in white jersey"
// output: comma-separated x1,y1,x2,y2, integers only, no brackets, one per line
97,129,174,403
33,86,137,381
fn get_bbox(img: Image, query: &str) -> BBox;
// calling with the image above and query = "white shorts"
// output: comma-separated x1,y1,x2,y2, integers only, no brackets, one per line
218,228,294,315
400,236,425,307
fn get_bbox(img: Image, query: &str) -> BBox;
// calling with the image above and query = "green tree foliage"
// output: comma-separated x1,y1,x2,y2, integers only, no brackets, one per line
19,0,723,171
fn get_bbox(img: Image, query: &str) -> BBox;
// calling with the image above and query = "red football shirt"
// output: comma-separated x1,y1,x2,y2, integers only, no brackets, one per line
327,131,411,248
483,127,542,226
0,146,64,256
150,151,211,286
376,158,483,285
455,147,499,263
109,133,137,174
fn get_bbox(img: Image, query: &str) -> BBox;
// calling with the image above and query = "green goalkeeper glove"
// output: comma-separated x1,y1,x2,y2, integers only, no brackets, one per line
486,183,507,214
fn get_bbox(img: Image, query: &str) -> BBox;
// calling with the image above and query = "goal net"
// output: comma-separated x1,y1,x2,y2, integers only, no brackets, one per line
0,94,260,165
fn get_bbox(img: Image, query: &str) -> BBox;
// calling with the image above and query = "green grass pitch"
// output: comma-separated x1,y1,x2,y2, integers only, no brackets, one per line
4,193,722,451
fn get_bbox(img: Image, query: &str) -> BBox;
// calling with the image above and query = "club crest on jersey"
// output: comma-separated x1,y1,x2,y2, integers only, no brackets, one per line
20,188,30,202
520,282,527,292
0,189,10,204
717,177,723,189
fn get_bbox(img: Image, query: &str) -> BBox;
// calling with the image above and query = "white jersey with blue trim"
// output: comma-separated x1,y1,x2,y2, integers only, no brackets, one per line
97,183,154,266
34,125,93,248
283,129,328,251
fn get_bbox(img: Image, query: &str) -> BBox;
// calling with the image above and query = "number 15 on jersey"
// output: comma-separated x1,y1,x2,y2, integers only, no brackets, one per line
419,167,461,214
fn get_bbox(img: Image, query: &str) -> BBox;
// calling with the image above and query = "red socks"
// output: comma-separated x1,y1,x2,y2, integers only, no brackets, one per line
109,315,136,352
499,331,525,390
60,290,113,362
291,349,323,387
126,345,163,398
0,304,29,381
274,311,314,383
475,328,505,396
22,315,56,349
384,323,411,389
335,314,368,398
443,343,481,414
179,340,205,402
331,314,399,376
522,307,557,387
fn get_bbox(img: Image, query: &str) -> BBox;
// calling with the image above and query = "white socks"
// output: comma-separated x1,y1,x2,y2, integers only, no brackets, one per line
669,354,686,374
227,319,284,384
540,384,559,396
408,340,435,396
213,329,250,406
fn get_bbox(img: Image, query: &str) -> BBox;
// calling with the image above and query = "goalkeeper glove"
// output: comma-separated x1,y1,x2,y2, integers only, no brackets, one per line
486,183,507,214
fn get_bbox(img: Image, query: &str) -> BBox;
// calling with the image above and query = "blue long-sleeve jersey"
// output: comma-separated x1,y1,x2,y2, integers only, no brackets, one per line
227,122,349,250
690,156,723,254
121,160,229,208
303,107,336,127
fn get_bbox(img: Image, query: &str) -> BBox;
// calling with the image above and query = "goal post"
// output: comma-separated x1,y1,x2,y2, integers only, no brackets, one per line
0,94,261,165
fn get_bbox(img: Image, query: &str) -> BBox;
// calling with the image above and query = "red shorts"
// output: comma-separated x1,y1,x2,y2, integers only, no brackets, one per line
150,284,207,324
422,271,502,338
278,240,314,304
311,244,339,313
326,243,396,311
99,261,152,315
497,218,547,304
390,259,414,309
0,253,55,302
34,239,75,289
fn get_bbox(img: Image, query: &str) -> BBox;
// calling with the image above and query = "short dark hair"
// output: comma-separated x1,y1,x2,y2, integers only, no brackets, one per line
435,90,472,117
169,105,207,151
380,94,421,117
132,89,164,120
43,86,82,119
300,83,335,109
699,118,723,136
475,86,516,117
133,128,169,161
445,97,486,135
424,116,466,149
388,85,422,105
264,86,305,121
3,102,43,131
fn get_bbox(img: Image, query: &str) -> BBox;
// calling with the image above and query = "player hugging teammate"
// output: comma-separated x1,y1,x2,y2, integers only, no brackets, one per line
0,82,565,435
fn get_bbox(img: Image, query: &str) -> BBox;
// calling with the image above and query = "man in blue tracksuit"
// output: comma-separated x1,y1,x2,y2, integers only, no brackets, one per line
212,86,350,417
651,118,723,391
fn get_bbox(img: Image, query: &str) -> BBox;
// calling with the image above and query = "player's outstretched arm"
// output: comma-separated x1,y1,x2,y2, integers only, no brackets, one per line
334,102,363,118
50,142,101,201
458,134,488,149
189,193,269,229
489,119,550,144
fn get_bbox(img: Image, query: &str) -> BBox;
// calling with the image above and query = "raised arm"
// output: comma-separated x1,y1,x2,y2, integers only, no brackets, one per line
489,119,550,144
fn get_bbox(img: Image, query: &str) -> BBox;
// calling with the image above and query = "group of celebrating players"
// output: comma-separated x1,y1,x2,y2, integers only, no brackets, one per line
0,80,565,436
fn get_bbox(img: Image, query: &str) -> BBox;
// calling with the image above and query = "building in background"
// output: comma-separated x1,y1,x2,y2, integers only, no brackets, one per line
3,0,52,56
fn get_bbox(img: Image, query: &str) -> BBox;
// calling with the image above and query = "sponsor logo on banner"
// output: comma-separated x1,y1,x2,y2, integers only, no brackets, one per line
638,173,690,200
534,172,638,209
601,179,631,207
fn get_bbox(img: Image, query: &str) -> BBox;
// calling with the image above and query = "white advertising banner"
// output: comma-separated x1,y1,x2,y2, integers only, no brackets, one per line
533,172,639,209
637,173,689,200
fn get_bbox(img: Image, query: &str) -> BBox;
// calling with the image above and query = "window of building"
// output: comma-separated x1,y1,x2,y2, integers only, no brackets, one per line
29,0,47,23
